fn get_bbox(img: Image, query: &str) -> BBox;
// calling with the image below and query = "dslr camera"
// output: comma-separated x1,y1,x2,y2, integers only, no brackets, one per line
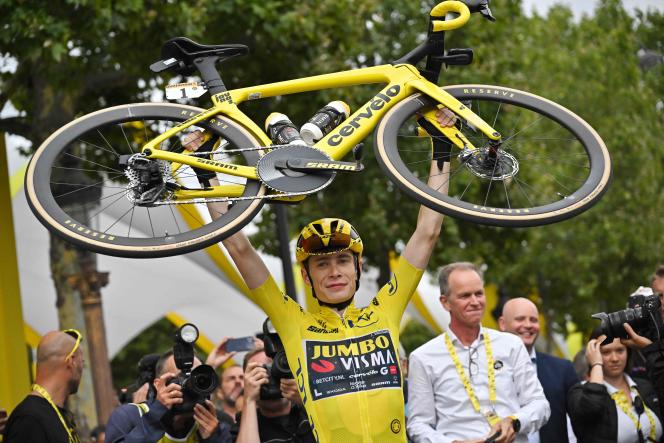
118,353,161,404
168,323,219,413
260,318,293,400
592,286,663,345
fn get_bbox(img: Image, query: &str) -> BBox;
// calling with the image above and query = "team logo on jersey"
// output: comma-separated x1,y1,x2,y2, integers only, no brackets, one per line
355,311,378,328
311,360,336,373
387,274,398,295
305,330,401,401
391,419,401,434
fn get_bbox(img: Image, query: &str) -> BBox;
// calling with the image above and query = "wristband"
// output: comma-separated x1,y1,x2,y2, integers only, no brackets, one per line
590,362,604,368
508,415,521,433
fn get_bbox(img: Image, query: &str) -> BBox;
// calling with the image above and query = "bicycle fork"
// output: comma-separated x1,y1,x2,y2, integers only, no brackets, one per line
411,79,512,179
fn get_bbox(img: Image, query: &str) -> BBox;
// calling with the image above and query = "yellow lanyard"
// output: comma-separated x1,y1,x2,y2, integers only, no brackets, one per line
611,389,657,442
32,384,79,443
444,330,499,425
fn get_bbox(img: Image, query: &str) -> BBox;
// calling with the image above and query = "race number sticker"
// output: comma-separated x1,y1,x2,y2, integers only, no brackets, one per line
165,82,207,100
305,330,401,401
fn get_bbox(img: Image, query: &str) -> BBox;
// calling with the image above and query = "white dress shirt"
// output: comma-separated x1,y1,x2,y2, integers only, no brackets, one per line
527,348,541,443
407,327,550,443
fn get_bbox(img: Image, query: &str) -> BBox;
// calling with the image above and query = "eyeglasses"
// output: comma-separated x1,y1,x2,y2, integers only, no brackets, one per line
63,329,82,361
468,346,479,380
297,229,359,256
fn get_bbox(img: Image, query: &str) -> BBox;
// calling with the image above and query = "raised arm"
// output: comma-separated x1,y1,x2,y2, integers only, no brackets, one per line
184,130,271,290
401,109,452,269
204,189,269,290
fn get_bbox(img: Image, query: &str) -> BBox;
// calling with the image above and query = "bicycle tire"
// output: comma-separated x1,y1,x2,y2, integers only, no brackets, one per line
374,84,611,227
25,102,266,258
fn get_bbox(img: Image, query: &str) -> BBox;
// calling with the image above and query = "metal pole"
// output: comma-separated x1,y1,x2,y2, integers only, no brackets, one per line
274,205,297,301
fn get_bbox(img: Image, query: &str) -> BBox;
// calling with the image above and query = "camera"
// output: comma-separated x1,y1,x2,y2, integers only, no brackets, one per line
118,353,160,404
168,323,219,413
592,287,663,345
260,318,293,400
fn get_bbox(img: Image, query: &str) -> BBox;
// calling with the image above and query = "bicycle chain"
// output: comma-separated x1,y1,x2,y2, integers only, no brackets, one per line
151,189,310,206
150,144,316,205
182,144,287,156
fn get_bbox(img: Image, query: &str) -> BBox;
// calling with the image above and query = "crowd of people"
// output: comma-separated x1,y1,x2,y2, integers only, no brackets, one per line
2,108,664,442
3,264,664,443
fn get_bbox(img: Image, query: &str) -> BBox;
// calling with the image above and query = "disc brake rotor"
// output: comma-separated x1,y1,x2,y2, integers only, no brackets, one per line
257,145,336,193
461,147,519,181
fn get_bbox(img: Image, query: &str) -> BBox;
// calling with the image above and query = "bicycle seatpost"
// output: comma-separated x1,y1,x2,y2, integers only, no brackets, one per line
193,56,227,95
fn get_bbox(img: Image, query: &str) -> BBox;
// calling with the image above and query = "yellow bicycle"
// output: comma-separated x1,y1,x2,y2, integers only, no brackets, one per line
25,0,611,258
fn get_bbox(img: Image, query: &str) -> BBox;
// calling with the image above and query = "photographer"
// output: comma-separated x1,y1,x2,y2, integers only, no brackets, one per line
106,350,231,443
621,323,664,412
233,347,314,443
107,324,231,443
651,266,664,321
568,329,663,442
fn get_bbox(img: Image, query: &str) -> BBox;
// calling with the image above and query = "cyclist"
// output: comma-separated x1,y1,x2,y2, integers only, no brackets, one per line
190,109,454,442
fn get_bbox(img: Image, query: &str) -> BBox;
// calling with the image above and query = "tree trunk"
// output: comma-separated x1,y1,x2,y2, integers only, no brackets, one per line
50,234,97,438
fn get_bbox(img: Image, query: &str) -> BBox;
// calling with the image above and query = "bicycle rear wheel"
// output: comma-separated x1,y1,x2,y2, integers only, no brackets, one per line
25,103,266,258
374,84,611,227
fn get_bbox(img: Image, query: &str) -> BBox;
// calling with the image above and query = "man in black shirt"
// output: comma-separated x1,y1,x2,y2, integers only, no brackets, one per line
232,348,315,443
4,329,84,443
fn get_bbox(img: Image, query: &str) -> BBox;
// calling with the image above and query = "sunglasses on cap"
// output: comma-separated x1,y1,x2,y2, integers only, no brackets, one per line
63,329,82,361
297,230,359,256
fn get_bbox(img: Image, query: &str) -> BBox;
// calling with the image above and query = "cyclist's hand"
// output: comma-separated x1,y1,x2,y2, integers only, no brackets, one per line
621,323,653,349
244,362,269,402
182,129,230,219
183,130,207,151
154,372,183,409
206,337,236,370
280,378,302,405
436,108,457,127
194,400,220,440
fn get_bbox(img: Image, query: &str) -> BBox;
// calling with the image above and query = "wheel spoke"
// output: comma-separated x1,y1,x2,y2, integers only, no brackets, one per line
383,89,606,226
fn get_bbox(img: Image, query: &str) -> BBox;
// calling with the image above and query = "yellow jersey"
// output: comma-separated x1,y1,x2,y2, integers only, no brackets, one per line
250,255,423,442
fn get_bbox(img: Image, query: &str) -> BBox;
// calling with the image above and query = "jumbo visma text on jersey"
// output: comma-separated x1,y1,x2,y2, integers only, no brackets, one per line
306,330,401,401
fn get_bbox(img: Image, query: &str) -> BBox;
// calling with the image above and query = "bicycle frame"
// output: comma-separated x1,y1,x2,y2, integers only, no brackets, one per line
140,3,501,201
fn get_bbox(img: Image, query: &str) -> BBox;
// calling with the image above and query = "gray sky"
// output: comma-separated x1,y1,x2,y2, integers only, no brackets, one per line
521,0,664,18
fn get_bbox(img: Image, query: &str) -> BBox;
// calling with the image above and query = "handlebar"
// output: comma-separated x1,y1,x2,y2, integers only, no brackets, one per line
430,1,471,32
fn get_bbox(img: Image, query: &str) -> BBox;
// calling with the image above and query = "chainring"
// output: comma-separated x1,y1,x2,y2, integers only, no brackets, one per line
257,145,336,193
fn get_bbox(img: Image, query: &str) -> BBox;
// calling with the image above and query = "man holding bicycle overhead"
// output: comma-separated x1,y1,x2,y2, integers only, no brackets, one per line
190,108,454,442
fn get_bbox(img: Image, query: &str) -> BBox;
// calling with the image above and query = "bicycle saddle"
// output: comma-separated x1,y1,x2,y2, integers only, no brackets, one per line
151,37,249,74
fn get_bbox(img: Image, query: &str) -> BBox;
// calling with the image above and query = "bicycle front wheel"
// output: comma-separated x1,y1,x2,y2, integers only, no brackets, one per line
26,103,266,258
374,84,611,227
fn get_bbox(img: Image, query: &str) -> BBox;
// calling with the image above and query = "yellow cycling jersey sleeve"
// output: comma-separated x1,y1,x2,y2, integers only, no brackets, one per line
371,255,425,329
249,255,424,442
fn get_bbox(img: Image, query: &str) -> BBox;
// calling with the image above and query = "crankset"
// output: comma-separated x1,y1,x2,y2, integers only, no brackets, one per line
257,145,363,194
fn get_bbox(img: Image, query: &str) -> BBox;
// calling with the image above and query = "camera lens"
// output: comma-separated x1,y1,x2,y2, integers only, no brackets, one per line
187,365,219,395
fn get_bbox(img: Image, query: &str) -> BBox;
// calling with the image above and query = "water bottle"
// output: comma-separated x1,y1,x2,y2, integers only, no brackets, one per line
300,100,350,145
265,113,307,146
